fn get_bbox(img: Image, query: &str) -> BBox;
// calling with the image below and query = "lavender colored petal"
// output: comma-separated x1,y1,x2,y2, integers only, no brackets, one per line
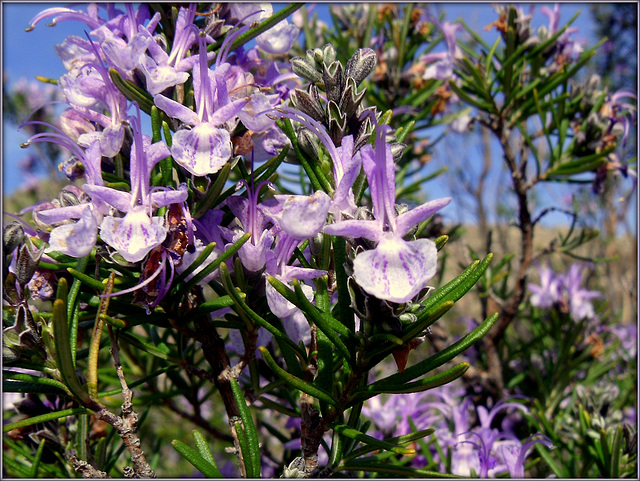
353,236,437,303
283,310,311,346
274,191,331,240
323,219,382,242
154,94,199,125
170,123,232,176
99,207,167,263
149,189,188,209
32,203,89,224
266,279,298,319
145,140,171,166
83,184,132,212
237,93,277,132
141,59,190,95
281,266,326,283
395,197,452,237
238,230,274,272
47,207,98,257
255,20,299,54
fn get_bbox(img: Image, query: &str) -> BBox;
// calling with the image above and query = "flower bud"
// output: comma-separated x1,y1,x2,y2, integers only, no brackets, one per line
297,128,320,160
3,222,24,255
322,44,337,65
291,56,323,85
345,48,377,86
16,245,37,286
309,232,324,256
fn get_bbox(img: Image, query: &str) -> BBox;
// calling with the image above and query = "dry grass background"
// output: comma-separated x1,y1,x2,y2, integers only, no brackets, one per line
438,221,637,332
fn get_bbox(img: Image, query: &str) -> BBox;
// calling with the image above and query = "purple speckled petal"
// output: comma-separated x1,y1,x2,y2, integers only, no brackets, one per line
281,266,326,283
47,206,98,257
154,94,199,125
99,206,167,263
83,184,132,212
149,189,188,208
283,310,311,346
323,219,382,242
274,191,331,240
395,197,452,237
33,203,90,224
353,236,437,303
238,229,274,272
170,123,232,176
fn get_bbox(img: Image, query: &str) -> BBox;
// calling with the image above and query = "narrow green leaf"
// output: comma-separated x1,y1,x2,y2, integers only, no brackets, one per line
67,267,108,291
219,265,307,360
353,362,470,403
421,254,493,315
292,279,353,364
3,407,90,433
117,332,175,362
343,428,435,464
52,297,92,404
3,371,69,394
171,439,222,478
30,438,46,478
192,430,218,470
373,314,498,385
259,346,338,407
3,379,68,396
109,68,154,114
194,295,238,315
194,163,232,219
610,426,622,478
333,424,415,455
230,379,261,476
233,420,254,478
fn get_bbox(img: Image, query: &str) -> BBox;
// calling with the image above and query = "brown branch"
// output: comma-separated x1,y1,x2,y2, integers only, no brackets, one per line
68,455,110,478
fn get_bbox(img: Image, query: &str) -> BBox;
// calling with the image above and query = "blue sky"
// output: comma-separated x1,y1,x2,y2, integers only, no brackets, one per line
4,3,630,230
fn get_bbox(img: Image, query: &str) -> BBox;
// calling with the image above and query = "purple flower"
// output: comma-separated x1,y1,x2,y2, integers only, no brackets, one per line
255,19,300,54
220,181,276,273
558,264,601,320
500,434,554,478
602,90,637,147
154,33,250,176
276,107,363,220
324,117,451,303
19,115,108,257
420,19,464,81
137,5,208,94
84,107,187,263
267,191,332,241
527,262,560,309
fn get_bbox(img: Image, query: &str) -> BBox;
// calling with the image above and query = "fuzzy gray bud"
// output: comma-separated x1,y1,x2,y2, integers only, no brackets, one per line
345,48,377,86
3,222,24,255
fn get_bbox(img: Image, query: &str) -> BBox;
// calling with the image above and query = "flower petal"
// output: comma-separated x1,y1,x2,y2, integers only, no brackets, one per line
323,219,382,242
170,123,232,176
47,207,98,257
353,236,437,303
395,197,451,237
274,191,331,240
99,207,167,263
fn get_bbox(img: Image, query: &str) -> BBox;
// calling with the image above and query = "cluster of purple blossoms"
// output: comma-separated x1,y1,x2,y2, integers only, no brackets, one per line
361,382,553,477
528,262,602,321
15,2,452,342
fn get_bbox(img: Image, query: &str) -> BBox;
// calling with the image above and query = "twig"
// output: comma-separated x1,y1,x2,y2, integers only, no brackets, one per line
68,455,110,478
89,325,156,479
